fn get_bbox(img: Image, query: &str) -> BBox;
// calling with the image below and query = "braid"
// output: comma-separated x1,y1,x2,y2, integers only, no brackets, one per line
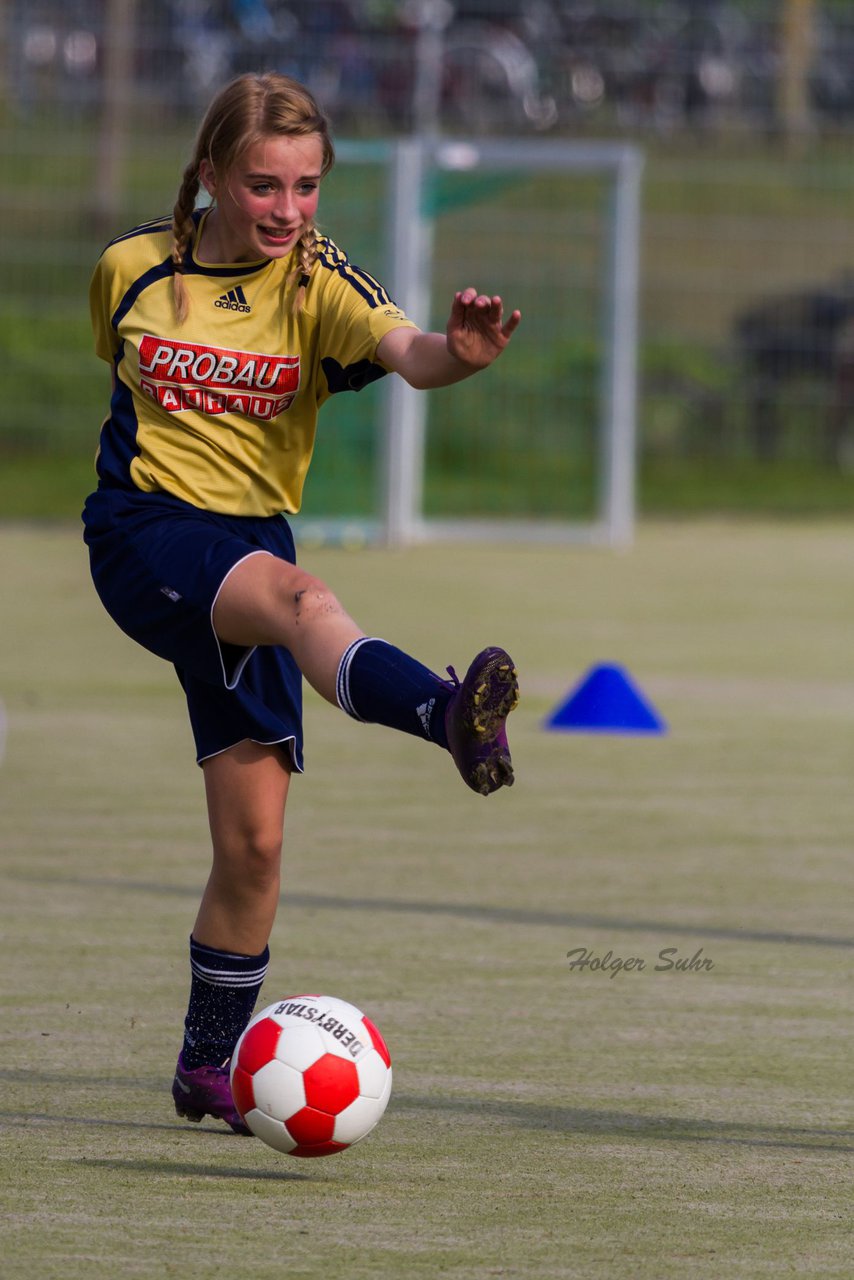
289,223,319,315
171,164,201,325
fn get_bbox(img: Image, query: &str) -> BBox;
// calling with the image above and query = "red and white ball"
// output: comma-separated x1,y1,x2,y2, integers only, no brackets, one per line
230,994,392,1157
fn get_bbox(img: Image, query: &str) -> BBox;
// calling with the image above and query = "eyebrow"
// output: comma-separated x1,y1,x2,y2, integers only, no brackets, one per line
244,171,322,181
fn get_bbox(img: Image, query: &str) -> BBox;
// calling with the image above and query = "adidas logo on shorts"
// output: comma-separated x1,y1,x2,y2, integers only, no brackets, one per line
215,286,251,314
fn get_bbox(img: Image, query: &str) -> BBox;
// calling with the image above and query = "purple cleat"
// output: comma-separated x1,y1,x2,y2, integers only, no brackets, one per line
444,646,519,796
172,1053,253,1136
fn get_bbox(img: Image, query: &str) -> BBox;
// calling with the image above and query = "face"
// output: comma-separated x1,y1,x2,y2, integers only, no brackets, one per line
199,133,325,263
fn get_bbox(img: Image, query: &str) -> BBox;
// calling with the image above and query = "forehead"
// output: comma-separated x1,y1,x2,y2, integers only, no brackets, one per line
235,133,325,177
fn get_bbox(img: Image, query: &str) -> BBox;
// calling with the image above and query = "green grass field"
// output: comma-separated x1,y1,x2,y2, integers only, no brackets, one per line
1,521,852,1279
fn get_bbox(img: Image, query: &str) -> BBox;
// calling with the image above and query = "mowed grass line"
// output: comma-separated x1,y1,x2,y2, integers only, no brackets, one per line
0,522,852,1280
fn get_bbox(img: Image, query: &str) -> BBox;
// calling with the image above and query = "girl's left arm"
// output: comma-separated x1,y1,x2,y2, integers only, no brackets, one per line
376,288,521,390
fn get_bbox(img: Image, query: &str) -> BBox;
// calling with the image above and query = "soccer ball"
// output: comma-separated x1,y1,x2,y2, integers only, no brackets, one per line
230,994,392,1157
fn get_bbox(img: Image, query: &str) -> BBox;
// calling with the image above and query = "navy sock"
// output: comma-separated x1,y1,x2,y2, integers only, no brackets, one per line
336,637,451,747
181,937,269,1070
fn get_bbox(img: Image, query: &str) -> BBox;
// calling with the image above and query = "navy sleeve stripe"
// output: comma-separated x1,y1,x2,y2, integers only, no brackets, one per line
111,258,176,331
317,240,392,309
106,216,173,250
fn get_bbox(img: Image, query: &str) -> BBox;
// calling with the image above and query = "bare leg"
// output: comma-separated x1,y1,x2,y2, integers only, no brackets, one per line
172,741,290,1131
212,552,518,797
213,553,363,704
193,739,292,955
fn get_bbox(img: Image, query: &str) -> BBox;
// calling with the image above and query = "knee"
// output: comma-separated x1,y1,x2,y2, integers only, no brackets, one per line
215,824,283,894
288,570,345,628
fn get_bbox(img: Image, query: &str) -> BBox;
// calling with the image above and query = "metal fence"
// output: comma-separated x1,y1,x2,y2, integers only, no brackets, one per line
3,0,854,522
8,1,854,141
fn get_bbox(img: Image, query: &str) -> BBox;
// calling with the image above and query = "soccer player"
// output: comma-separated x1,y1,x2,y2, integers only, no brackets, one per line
82,73,520,1134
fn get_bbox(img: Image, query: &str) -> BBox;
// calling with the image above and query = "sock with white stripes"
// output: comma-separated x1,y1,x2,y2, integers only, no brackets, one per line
181,937,269,1070
336,637,451,748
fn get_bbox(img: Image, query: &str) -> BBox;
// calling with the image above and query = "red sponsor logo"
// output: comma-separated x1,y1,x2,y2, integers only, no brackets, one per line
138,334,299,419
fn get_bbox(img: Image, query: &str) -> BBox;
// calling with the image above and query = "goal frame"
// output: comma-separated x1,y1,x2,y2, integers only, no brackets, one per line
294,137,644,549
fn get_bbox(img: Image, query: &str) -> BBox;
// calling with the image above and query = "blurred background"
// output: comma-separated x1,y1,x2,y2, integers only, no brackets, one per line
2,0,854,525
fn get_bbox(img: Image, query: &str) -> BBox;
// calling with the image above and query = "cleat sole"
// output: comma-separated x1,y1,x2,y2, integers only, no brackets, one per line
174,1103,204,1123
445,647,519,796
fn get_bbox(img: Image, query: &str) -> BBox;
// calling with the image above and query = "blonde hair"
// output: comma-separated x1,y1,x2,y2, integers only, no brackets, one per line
170,73,335,324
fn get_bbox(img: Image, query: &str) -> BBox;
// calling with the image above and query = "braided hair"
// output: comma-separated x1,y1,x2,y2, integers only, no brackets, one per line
170,73,335,324
170,162,202,325
290,223,319,317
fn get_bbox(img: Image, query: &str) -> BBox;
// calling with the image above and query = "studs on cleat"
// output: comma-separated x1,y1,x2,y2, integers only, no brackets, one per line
444,646,519,796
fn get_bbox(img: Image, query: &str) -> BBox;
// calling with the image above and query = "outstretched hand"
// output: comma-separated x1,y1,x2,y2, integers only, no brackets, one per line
446,288,522,369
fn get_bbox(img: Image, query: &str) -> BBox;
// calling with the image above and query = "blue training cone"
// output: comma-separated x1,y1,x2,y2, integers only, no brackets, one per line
544,663,667,735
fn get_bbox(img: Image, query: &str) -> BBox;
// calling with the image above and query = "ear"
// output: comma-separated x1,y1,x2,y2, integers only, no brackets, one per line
198,159,216,199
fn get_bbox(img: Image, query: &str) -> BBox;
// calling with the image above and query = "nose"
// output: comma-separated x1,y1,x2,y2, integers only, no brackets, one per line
271,190,298,224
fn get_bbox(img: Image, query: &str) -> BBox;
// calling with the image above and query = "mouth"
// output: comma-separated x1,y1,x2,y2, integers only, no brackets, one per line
258,224,298,246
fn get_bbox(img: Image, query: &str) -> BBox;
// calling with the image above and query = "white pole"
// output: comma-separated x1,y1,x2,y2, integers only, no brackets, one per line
599,148,643,548
95,0,137,230
381,139,434,546
411,0,449,138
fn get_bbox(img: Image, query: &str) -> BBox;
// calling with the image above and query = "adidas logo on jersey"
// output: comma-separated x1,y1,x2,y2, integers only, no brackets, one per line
215,286,251,313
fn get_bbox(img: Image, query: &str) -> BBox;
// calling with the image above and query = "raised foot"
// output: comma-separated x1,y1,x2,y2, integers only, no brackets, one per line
445,647,519,796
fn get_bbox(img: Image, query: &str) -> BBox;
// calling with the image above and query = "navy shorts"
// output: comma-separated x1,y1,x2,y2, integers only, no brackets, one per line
82,486,304,770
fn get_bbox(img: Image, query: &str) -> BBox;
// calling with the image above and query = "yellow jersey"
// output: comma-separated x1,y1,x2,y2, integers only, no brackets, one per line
90,210,416,516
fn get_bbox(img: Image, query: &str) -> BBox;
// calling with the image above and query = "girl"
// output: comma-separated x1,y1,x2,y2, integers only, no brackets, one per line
82,72,520,1134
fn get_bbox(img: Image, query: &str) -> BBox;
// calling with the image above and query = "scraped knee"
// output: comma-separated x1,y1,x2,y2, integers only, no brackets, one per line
290,572,346,627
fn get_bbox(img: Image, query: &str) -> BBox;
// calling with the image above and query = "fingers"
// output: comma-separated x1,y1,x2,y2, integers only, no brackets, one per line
454,289,522,332
502,308,522,339
456,288,490,309
455,289,499,312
